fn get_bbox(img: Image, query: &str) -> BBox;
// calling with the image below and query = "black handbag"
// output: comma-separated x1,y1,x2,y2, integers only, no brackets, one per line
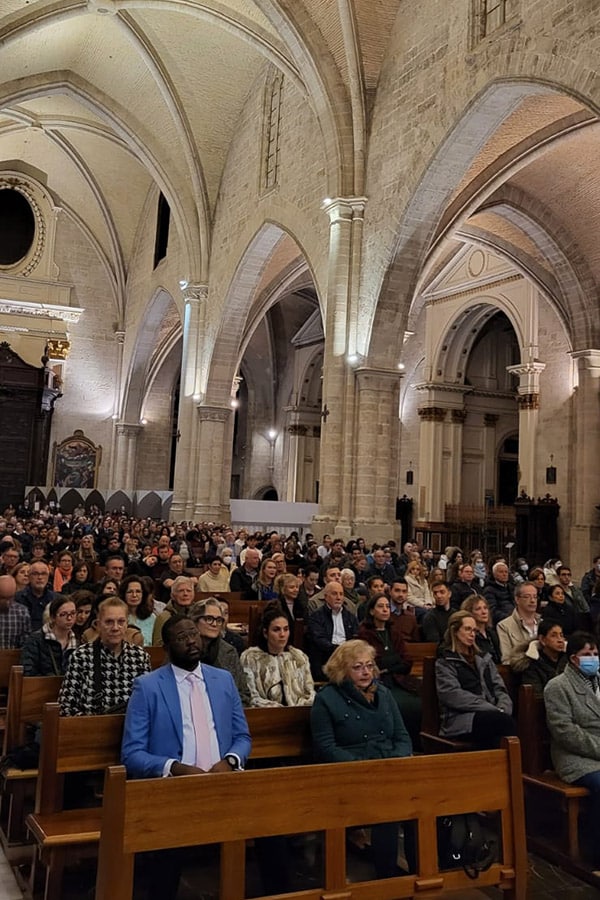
437,812,498,878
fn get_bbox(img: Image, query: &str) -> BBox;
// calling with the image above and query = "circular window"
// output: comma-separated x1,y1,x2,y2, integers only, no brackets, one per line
0,189,35,265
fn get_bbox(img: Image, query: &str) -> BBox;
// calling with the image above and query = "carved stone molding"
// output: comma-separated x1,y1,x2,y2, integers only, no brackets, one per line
418,406,447,422
451,409,467,423
287,424,308,436
182,283,208,304
517,393,539,411
484,414,499,426
197,405,230,423
116,423,142,437
313,425,321,438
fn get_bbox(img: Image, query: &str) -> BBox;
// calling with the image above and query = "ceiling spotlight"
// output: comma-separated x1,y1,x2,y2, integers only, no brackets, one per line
140,418,148,425
347,354,360,366
397,362,405,371
267,429,277,441
230,399,239,409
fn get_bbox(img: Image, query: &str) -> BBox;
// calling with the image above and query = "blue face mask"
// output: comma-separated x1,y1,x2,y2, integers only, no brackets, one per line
578,656,600,677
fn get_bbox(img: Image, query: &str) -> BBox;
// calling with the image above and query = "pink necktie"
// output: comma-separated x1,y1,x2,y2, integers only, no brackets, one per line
187,672,213,771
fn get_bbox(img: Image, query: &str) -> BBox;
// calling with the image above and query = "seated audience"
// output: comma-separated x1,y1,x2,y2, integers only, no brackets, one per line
197,556,231,593
483,562,514,624
340,568,361,610
16,561,56,631
276,573,304,629
460,595,501,663
52,549,74,593
241,604,314,707
306,581,358,679
152,576,196,645
421,581,452,643
545,631,600,867
435,610,516,748
58,597,150,715
358,593,421,745
542,583,578,637
307,564,348,614
229,547,261,600
450,564,479,609
497,582,540,663
387,580,420,642
21,595,78,676
72,589,95,641
255,557,279,601
296,566,320,617
216,596,244,655
557,565,590,618
10,561,30,592
0,574,31,649
120,575,156,646
60,559,95,594
189,598,250,704
404,560,434,613
311,639,413,878
509,620,566,697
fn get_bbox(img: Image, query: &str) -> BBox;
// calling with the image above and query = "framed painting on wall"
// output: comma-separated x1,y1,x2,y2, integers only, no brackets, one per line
52,430,101,488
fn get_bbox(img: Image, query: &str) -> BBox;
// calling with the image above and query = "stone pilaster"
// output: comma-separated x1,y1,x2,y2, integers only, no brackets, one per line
351,367,402,540
192,405,233,521
569,350,600,575
416,406,447,523
507,360,545,496
171,284,208,519
114,423,142,489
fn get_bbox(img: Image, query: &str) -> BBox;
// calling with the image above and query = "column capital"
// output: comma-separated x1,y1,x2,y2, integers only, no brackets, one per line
571,349,600,373
322,196,368,225
181,282,208,304
451,409,467,423
196,405,230,423
116,422,143,436
484,413,499,427
355,366,403,390
417,406,447,422
114,330,125,344
507,361,546,394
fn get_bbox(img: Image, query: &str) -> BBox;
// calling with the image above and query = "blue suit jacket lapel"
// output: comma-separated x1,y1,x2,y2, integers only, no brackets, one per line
202,664,226,756
157,665,184,742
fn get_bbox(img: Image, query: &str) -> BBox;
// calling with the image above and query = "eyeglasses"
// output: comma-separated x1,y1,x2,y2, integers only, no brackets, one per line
351,662,375,672
198,615,225,626
56,610,76,619
460,626,478,633
171,630,199,644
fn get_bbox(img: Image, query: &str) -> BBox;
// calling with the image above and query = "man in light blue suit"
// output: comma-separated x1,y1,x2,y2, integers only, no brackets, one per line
121,614,251,779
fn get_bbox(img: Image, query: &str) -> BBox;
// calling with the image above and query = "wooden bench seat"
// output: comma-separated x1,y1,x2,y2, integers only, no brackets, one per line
95,737,528,900
517,683,589,863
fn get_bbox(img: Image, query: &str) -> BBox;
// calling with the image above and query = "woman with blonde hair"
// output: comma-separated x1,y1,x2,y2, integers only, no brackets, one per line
404,559,433,611
311,639,413,877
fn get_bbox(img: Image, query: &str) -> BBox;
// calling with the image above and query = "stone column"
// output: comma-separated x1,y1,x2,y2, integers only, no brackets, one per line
171,284,208,519
506,361,546,496
483,414,499,499
352,367,401,539
570,350,600,573
448,409,467,505
285,421,308,502
114,423,142,489
416,407,447,524
108,330,126,487
313,197,366,539
193,405,232,521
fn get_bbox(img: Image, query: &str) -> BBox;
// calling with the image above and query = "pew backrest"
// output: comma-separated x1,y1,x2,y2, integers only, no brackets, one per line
517,683,550,776
406,642,437,677
0,650,21,692
146,646,167,670
96,737,527,900
245,706,311,759
35,703,125,815
2,667,62,754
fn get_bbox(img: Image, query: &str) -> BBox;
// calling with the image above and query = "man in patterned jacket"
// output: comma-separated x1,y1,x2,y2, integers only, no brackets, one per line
58,596,150,716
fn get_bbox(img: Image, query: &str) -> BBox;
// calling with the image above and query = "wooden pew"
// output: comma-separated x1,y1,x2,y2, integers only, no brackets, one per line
26,703,125,900
0,667,62,846
517,683,589,863
96,737,528,900
405,641,437,678
146,645,167,669
419,656,474,754
0,650,21,739
25,704,313,900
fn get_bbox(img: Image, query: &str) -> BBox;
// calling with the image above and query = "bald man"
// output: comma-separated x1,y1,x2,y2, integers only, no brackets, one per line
0,575,31,649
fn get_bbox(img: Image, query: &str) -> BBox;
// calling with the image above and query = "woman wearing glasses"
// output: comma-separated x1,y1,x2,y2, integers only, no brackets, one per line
21,595,78,675
241,603,315,708
190,598,250,706
435,609,516,748
311,639,413,878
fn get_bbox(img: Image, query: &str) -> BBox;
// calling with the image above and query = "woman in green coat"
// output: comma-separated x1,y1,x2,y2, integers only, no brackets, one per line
311,639,413,878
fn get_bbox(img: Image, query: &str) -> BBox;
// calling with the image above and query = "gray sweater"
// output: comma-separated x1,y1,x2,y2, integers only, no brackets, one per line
544,664,600,782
